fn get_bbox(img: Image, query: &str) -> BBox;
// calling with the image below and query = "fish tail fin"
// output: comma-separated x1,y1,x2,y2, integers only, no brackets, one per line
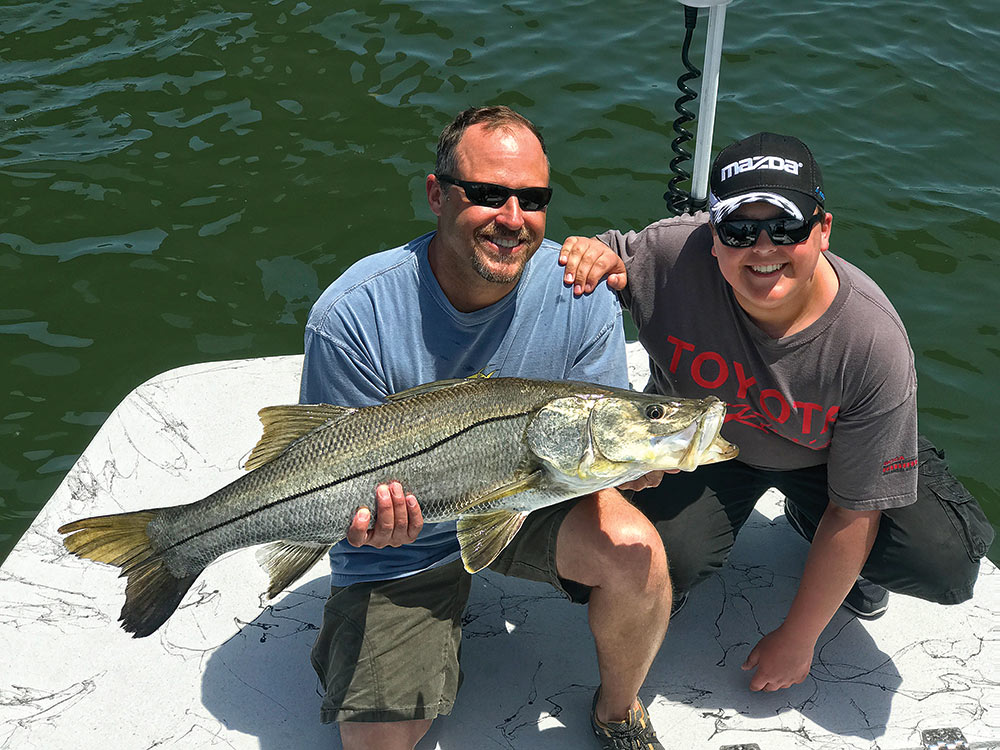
59,511,199,638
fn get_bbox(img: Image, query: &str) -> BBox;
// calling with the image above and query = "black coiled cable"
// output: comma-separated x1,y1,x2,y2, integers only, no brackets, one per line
664,5,704,216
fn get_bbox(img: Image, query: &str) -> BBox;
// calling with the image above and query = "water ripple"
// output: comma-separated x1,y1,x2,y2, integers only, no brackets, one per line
0,0,996,561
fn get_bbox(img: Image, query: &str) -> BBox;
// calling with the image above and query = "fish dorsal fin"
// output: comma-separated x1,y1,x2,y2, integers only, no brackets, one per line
255,541,332,598
383,378,475,403
456,510,529,573
245,403,355,471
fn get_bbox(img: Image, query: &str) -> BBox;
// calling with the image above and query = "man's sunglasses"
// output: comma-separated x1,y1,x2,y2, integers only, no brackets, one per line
713,211,825,248
436,175,553,212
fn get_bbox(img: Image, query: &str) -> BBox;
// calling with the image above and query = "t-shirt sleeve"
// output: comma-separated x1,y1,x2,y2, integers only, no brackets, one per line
566,289,629,389
827,391,918,510
825,300,918,510
595,228,640,311
596,214,708,312
299,321,387,408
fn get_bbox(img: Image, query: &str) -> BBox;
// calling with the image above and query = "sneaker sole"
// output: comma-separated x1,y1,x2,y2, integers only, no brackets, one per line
841,599,888,619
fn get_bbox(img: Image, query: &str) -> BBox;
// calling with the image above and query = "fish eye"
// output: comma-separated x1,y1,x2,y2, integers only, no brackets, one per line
645,404,665,420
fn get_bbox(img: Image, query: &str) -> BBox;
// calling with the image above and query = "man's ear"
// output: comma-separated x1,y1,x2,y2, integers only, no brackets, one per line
427,174,445,217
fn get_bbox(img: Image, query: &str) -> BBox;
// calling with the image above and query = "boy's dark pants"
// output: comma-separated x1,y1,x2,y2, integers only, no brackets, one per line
632,436,994,605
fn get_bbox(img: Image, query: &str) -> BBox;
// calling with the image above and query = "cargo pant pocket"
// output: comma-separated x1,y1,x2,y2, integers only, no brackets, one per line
926,475,994,563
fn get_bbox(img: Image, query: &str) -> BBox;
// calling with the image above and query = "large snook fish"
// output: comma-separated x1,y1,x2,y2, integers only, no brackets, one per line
59,377,737,637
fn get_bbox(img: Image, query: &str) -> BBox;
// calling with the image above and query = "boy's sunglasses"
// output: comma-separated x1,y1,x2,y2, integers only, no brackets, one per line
713,211,825,248
437,175,552,212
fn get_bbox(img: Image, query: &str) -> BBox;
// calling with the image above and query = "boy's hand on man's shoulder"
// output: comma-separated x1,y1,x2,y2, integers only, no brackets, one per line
559,236,627,296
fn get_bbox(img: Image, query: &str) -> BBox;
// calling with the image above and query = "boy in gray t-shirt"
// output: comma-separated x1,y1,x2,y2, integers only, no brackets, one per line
559,132,993,693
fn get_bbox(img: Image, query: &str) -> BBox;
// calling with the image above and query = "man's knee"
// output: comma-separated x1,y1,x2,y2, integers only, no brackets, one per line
603,516,669,584
340,719,433,750
558,491,668,590
595,509,669,588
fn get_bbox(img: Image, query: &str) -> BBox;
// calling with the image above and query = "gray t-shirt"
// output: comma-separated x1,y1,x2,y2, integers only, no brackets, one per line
599,213,918,511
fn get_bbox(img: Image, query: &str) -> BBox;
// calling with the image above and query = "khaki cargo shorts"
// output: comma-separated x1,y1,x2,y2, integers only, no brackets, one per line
310,498,588,723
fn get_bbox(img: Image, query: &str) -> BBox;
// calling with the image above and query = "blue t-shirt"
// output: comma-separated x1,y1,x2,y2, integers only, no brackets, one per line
299,231,628,586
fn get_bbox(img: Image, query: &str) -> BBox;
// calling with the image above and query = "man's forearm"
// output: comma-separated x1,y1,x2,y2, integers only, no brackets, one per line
782,504,881,641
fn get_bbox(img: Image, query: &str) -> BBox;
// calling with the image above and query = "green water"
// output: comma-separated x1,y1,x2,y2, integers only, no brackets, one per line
1,0,997,565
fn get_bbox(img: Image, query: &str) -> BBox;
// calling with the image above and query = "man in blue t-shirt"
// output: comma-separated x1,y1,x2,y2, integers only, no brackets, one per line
300,106,668,750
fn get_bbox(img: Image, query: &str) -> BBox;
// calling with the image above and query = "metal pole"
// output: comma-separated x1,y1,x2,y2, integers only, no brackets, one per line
690,2,728,204
676,0,733,205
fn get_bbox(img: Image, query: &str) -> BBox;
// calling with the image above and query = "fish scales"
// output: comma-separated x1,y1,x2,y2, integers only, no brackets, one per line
151,379,564,574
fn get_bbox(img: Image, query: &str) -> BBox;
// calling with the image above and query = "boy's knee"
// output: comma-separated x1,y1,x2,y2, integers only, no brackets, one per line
664,550,724,597
872,435,995,603
653,522,728,596
899,553,979,604
866,535,982,604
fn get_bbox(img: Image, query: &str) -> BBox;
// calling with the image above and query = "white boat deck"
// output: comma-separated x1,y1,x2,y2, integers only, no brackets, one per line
1,344,997,750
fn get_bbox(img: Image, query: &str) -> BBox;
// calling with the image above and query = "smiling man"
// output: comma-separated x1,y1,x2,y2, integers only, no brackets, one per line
559,131,993,693
427,122,549,296
300,106,671,750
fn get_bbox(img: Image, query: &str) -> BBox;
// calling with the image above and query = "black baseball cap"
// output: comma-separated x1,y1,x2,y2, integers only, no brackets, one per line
709,132,825,223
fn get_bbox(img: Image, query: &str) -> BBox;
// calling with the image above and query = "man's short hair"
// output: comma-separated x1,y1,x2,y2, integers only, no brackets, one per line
435,106,548,179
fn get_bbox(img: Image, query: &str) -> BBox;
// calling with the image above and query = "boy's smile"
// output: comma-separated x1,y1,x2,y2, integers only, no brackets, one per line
711,201,836,338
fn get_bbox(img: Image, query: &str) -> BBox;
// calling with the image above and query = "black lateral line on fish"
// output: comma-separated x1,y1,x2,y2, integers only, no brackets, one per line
161,407,539,553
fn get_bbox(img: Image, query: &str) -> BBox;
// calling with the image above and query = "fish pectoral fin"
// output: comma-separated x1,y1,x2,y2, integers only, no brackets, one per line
465,470,545,509
245,404,355,471
454,471,544,572
456,510,529,574
255,541,333,598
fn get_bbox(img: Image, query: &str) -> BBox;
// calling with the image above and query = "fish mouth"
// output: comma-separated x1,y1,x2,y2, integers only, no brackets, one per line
679,400,727,470
576,392,739,481
650,399,736,471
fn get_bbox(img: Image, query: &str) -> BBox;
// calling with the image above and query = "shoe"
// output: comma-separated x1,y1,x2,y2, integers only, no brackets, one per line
590,688,664,750
842,577,889,619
